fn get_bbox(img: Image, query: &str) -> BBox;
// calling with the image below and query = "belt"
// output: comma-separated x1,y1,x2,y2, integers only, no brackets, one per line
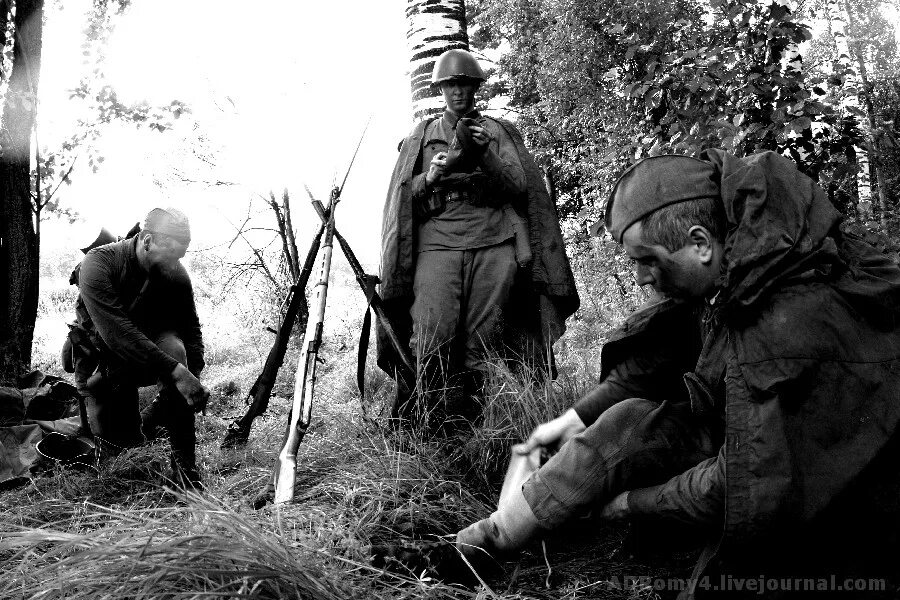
440,188,484,205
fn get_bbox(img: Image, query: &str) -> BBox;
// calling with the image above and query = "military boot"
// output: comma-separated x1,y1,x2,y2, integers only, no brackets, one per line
157,388,201,490
140,396,166,442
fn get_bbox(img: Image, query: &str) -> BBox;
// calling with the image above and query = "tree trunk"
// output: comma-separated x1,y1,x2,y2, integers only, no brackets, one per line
827,0,873,223
842,0,891,234
0,0,43,383
406,0,469,121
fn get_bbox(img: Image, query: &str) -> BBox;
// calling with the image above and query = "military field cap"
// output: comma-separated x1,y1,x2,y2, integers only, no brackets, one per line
603,154,720,242
143,207,191,245
80,227,117,254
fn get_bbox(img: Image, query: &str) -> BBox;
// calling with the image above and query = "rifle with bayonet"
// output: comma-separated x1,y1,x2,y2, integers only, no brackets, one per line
272,123,369,504
273,185,338,503
221,222,325,448
306,196,416,399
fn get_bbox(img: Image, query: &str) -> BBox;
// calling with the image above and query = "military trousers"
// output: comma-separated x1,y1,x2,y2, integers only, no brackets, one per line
523,398,716,528
74,331,197,478
410,241,517,375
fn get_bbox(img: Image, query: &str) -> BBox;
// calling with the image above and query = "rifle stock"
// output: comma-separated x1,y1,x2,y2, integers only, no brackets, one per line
273,191,337,504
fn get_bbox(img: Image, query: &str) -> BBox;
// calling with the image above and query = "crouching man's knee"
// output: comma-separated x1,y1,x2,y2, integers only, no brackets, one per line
155,331,187,365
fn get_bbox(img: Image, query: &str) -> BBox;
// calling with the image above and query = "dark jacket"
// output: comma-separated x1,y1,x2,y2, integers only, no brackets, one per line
584,150,900,563
77,237,205,378
377,115,579,375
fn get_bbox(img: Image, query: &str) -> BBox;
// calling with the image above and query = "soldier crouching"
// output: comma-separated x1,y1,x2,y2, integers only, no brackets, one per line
70,207,209,488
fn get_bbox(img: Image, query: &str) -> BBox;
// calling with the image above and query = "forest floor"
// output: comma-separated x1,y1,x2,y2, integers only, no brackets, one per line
0,249,704,600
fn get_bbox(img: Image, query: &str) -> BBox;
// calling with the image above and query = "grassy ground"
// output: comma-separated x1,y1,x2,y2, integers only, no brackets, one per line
0,244,699,599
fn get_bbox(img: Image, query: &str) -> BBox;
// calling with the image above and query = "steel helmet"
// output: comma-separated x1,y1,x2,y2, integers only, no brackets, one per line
431,49,486,85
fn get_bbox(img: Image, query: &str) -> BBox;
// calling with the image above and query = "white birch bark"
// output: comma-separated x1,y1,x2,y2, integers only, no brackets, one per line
827,0,873,222
406,0,469,121
842,0,891,232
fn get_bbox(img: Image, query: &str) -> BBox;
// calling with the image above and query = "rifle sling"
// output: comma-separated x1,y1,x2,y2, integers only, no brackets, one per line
355,274,381,398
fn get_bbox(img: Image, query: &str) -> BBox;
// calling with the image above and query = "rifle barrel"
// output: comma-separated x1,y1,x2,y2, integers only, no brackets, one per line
310,198,416,381
222,220,325,447
273,194,337,504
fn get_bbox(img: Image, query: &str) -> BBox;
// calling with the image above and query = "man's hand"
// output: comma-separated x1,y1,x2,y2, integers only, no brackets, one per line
599,491,630,520
514,408,586,456
468,124,492,150
170,363,210,413
425,151,448,186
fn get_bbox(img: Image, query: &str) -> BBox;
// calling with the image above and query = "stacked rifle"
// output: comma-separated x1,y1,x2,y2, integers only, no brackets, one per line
221,123,415,505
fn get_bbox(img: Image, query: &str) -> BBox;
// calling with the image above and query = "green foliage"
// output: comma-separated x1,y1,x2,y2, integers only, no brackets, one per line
31,0,189,224
471,0,900,241
617,0,850,175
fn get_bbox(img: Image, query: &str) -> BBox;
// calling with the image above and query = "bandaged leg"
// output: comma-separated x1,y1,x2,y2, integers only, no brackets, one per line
457,478,542,563
457,446,544,560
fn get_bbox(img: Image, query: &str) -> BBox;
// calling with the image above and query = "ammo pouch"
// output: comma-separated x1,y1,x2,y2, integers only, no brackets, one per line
503,204,532,267
416,189,446,220
417,173,490,221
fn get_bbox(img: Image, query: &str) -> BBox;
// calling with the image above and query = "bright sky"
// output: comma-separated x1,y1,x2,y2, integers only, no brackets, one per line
39,0,412,268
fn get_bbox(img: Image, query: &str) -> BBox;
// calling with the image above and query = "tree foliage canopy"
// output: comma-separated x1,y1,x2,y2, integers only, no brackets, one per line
471,0,900,240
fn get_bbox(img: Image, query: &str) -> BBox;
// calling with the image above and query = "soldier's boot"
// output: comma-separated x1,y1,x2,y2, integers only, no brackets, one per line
169,440,202,491
140,397,166,442
454,479,542,570
460,369,485,423
170,456,202,491
161,389,202,490
438,370,484,438
388,377,416,432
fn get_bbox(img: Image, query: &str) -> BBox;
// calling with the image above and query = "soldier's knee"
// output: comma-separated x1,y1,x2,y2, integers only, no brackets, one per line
593,397,660,446
155,332,187,364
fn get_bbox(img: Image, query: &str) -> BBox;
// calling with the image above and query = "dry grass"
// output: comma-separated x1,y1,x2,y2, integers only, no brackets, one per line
0,495,348,600
1,352,668,600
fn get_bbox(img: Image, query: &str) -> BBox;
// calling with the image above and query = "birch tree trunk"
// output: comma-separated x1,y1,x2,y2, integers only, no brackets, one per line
826,0,873,224
842,0,891,233
0,0,43,383
406,0,469,121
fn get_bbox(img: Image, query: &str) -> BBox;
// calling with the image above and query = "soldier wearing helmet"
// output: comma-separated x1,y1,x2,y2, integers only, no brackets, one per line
378,49,579,434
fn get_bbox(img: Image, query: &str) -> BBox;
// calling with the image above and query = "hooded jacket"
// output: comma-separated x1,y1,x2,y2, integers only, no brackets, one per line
377,116,579,376
590,150,900,560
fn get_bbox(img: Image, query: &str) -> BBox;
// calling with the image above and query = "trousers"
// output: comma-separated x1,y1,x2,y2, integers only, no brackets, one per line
410,241,517,375
74,331,197,476
523,398,716,527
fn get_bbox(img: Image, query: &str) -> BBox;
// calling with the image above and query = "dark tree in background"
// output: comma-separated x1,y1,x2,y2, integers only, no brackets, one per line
0,0,43,384
0,0,186,383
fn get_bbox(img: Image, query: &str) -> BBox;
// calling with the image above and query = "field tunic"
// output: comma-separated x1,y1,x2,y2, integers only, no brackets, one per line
77,237,205,379
412,109,522,252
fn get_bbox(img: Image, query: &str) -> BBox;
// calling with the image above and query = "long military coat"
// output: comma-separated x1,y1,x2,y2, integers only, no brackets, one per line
377,116,579,376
